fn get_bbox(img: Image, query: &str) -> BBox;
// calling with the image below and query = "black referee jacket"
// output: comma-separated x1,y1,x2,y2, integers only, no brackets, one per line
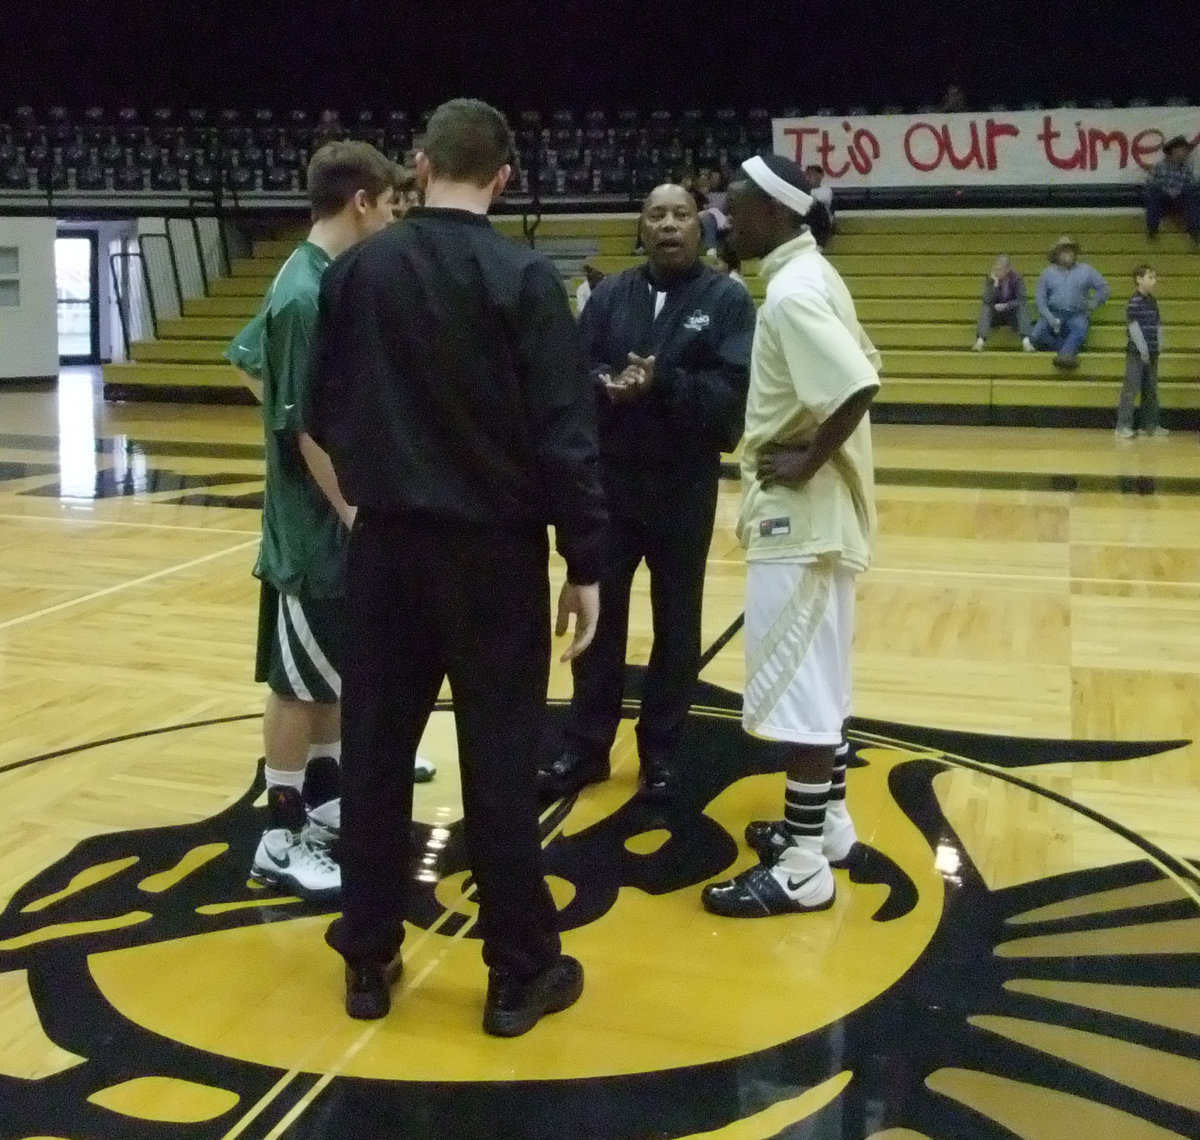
581,261,756,479
308,207,608,585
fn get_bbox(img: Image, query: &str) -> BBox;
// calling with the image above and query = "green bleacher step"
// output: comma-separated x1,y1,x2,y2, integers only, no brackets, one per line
855,298,1199,325
868,323,1200,352
159,317,246,340
183,296,263,318
838,213,1157,236
882,349,1200,380
831,231,1194,256
103,362,243,389
131,340,229,364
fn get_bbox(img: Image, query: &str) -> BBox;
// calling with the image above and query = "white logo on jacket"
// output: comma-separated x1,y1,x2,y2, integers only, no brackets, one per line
684,309,711,332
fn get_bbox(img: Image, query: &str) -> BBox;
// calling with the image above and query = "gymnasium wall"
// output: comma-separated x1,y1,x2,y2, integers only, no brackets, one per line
0,217,57,381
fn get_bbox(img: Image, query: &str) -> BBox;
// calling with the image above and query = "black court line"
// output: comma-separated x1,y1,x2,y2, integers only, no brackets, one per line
699,613,745,670
0,713,263,776
876,466,1200,496
0,432,265,462
933,747,1200,890
4,433,1196,495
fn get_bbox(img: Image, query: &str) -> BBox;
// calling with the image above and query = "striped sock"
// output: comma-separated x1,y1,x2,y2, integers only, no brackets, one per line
827,752,851,826
784,779,832,857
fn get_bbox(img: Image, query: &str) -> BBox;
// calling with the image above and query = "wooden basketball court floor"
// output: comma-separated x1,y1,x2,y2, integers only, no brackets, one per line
0,369,1197,1139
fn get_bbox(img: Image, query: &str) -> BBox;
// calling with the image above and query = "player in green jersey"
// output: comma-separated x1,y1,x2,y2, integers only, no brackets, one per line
237,140,395,899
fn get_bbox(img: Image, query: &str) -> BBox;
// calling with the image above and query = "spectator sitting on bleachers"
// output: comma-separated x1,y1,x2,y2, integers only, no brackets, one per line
576,261,605,313
701,169,729,212
1146,135,1199,244
939,84,967,113
972,255,1034,352
713,237,748,290
1031,237,1111,370
391,166,421,220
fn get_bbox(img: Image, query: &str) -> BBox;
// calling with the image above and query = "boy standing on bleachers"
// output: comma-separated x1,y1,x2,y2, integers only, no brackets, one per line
1116,265,1168,440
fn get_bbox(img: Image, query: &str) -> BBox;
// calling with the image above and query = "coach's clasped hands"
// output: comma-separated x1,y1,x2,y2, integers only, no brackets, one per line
602,353,655,404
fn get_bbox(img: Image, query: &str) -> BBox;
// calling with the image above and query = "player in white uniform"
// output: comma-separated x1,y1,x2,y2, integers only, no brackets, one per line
702,154,881,919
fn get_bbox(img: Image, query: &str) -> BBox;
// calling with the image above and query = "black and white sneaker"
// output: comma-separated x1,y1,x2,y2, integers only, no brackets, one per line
251,829,341,901
303,798,340,850
702,856,835,919
744,818,865,870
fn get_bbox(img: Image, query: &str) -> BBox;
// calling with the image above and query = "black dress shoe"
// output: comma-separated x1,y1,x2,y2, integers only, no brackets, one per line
537,750,610,799
745,819,865,870
483,954,584,1038
344,952,404,1020
638,760,677,802
702,863,835,919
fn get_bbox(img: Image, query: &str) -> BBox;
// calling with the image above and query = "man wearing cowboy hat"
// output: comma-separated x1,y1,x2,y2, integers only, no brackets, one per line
1146,135,1199,243
1030,237,1110,369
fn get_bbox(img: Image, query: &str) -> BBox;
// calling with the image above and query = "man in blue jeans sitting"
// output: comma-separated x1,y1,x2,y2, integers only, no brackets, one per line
1031,236,1110,370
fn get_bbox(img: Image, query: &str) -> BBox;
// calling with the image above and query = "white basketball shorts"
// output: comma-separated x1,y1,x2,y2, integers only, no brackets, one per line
743,558,856,745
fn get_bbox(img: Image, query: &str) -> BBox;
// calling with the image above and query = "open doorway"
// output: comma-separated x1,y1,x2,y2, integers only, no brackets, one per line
55,231,100,364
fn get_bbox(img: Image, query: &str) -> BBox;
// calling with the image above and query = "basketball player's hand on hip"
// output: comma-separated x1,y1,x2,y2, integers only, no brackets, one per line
758,443,812,489
556,582,601,662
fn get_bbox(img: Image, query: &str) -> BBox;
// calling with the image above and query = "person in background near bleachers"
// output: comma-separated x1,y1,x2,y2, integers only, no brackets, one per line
1116,265,1168,440
1030,236,1110,370
391,166,422,220
714,237,749,290
576,262,605,314
805,166,835,245
539,183,756,805
939,84,967,113
1145,136,1199,245
698,170,732,254
972,255,1034,352
705,169,729,213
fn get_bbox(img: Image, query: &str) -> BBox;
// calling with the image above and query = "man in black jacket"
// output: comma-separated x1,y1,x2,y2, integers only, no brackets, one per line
309,99,608,1038
539,184,756,803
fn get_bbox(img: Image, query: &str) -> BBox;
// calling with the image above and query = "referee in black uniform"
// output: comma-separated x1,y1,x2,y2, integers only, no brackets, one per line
540,184,755,803
310,99,608,1038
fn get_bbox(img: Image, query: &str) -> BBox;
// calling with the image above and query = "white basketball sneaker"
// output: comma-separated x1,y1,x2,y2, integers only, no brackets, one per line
303,798,341,849
251,828,341,900
415,754,437,783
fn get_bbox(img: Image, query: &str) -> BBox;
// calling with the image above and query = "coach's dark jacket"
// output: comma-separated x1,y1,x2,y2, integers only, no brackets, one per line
581,262,756,485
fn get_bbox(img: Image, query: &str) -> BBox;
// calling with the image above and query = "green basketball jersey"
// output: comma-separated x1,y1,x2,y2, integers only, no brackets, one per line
253,241,347,599
224,310,267,378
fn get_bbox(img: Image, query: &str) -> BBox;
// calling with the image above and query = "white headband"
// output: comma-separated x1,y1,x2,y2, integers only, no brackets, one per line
741,155,814,216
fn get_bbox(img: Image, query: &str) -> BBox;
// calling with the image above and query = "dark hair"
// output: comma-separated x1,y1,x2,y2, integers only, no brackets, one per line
738,167,834,247
715,237,741,272
1134,263,1156,280
306,140,395,219
804,164,823,175
422,98,514,186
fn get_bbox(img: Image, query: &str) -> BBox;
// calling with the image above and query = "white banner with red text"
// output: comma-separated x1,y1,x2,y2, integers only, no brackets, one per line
771,107,1200,188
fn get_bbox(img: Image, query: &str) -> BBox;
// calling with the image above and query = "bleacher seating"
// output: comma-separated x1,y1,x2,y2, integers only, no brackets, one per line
102,210,1200,430
0,103,802,205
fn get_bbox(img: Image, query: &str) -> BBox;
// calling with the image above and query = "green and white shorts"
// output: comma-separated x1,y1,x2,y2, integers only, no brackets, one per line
255,582,345,703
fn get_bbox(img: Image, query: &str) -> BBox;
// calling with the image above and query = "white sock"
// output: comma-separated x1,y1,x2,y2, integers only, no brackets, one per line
826,798,853,826
263,765,306,791
308,741,340,764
